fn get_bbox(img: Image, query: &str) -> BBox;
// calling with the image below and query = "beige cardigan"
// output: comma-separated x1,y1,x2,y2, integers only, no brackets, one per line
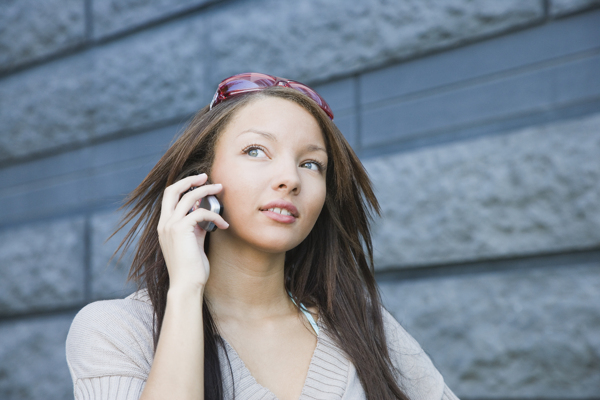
66,290,459,400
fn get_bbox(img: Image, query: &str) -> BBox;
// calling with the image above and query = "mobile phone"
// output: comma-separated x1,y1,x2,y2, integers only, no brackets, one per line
185,187,223,232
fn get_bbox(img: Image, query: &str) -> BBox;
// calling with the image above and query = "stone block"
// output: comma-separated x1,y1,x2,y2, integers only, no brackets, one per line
313,78,358,148
313,77,356,114
362,53,600,148
0,17,208,161
0,160,157,227
332,113,358,150
0,55,95,161
0,123,175,191
0,313,75,400
365,113,600,269
360,9,600,106
90,210,138,301
0,218,85,315
208,0,543,84
93,0,216,38
0,0,85,72
551,0,600,16
378,262,600,397
90,20,208,138
0,124,176,226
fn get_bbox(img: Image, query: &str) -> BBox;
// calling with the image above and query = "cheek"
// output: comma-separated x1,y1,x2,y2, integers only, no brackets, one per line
302,180,327,226
215,162,263,221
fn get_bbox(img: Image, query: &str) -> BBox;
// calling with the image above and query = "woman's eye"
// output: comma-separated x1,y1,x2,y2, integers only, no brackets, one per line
247,147,266,158
302,161,321,171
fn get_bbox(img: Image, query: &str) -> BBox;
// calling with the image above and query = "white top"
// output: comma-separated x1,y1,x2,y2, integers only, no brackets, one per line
66,290,459,400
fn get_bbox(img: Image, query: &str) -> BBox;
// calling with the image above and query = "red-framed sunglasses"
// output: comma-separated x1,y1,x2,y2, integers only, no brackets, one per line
210,72,334,120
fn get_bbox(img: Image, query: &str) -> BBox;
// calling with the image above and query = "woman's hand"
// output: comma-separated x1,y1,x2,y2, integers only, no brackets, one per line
157,173,229,291
141,173,223,400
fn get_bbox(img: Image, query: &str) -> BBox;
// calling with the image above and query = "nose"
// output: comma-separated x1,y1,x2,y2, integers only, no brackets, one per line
272,158,301,195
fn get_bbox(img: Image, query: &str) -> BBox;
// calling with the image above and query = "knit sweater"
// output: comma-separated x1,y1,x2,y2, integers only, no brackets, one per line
66,290,459,400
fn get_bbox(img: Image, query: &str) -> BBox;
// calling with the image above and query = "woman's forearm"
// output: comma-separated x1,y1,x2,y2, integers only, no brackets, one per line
140,286,205,400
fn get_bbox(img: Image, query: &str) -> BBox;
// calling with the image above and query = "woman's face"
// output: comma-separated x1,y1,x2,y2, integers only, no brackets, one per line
209,96,328,254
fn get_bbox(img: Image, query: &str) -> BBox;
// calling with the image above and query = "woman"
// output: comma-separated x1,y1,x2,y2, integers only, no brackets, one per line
67,72,459,400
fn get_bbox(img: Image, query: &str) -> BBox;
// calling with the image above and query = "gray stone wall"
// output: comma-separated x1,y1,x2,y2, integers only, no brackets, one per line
368,113,600,269
379,260,600,397
1,1,598,399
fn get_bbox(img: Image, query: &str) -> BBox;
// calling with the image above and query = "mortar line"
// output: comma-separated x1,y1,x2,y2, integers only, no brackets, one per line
85,0,94,41
359,97,600,159
354,74,362,152
375,248,600,282
543,0,550,21
360,47,600,112
0,305,85,324
0,114,191,170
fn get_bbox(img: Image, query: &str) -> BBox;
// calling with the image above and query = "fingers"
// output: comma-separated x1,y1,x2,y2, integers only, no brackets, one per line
158,174,229,234
173,183,223,220
188,208,230,230
161,173,208,216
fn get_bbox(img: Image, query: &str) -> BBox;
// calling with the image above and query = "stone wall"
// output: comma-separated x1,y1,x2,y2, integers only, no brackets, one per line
1,1,599,399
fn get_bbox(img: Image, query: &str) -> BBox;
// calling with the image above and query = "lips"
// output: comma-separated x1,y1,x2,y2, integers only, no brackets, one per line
260,200,299,217
260,200,299,223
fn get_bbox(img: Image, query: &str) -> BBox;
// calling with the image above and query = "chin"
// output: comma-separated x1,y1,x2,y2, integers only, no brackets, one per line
253,233,306,254
216,212,315,254
233,226,307,254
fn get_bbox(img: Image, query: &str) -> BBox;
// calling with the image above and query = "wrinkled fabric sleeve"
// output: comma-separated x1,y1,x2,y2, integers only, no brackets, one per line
66,297,155,400
382,309,460,400
442,385,460,400
72,376,146,400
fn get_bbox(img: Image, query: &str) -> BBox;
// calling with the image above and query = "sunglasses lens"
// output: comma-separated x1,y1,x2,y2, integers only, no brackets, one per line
219,73,275,92
289,82,334,120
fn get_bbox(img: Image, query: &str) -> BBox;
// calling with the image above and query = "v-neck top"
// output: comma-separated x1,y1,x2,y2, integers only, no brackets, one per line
217,318,346,399
66,290,459,400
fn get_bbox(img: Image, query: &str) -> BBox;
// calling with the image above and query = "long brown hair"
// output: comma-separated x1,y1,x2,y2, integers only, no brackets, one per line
113,86,409,399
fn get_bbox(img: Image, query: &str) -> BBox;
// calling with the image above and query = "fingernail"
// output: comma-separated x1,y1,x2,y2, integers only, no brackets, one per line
215,183,222,188
198,173,207,177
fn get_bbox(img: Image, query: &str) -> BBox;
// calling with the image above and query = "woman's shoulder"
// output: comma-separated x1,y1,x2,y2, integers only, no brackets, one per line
380,308,457,399
68,289,154,343
380,308,427,356
66,289,155,382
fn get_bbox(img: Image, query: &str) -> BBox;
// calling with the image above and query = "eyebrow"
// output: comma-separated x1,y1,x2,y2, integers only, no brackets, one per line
238,129,327,154
305,144,328,154
237,129,277,141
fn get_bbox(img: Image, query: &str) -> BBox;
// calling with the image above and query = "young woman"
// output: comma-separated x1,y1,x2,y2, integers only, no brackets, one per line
66,72,459,400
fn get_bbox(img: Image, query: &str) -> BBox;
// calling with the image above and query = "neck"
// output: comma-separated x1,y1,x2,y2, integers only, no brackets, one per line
204,232,291,321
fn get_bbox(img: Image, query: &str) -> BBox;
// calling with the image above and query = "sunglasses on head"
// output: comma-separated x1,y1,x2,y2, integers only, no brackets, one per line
209,72,334,120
